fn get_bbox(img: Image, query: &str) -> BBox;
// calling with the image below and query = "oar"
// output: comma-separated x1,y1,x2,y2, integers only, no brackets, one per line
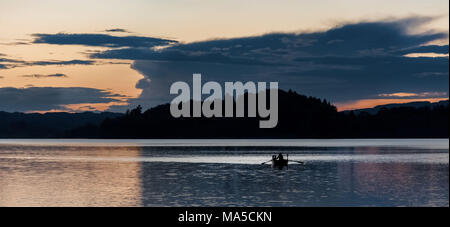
289,160,305,165
261,160,272,165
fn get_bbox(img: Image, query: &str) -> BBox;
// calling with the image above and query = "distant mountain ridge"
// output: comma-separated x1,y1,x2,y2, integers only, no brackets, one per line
346,100,449,115
0,111,122,138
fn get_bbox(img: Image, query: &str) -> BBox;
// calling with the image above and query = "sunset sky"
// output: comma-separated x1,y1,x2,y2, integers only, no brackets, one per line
0,0,448,112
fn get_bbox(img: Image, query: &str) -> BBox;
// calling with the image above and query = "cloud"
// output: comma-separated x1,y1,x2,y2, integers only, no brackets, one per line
135,78,151,89
0,57,25,69
92,17,447,63
103,17,448,111
1,57,96,69
0,87,125,112
21,73,68,78
14,18,446,111
378,91,448,98
32,33,178,48
0,41,30,46
0,57,22,63
104,28,130,33
396,45,449,55
413,71,449,78
25,59,96,66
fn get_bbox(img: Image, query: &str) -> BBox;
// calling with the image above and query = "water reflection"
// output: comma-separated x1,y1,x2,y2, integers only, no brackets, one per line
0,140,448,207
0,147,142,207
138,162,448,207
336,161,448,206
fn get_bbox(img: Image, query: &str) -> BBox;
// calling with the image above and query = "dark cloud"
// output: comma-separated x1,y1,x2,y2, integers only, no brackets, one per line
378,91,447,99
0,57,24,69
135,78,151,89
0,87,125,112
1,41,30,46
395,45,449,55
413,71,449,78
104,28,130,33
90,48,274,66
92,17,447,63
0,57,25,63
0,58,96,69
32,33,177,48
26,59,96,66
105,17,448,111
21,73,68,78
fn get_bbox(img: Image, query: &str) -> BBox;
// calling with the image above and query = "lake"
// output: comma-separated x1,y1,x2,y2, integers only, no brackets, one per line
0,139,448,207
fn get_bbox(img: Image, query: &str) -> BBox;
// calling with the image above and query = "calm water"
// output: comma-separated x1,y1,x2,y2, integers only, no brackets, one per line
0,139,448,207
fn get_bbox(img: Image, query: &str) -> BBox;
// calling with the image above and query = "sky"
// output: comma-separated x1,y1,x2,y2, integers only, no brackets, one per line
0,0,448,112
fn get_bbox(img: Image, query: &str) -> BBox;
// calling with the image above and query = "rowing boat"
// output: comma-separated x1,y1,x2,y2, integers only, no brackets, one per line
263,154,303,168
271,158,288,168
271,153,289,168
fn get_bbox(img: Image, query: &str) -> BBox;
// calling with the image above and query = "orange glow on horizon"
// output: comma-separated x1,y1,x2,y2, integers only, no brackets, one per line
28,102,129,114
336,98,449,111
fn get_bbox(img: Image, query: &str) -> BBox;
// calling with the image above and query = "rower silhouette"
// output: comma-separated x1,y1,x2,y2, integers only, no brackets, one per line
277,153,284,161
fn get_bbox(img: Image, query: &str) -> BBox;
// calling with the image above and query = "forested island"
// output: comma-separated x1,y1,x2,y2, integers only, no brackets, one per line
1,90,448,138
